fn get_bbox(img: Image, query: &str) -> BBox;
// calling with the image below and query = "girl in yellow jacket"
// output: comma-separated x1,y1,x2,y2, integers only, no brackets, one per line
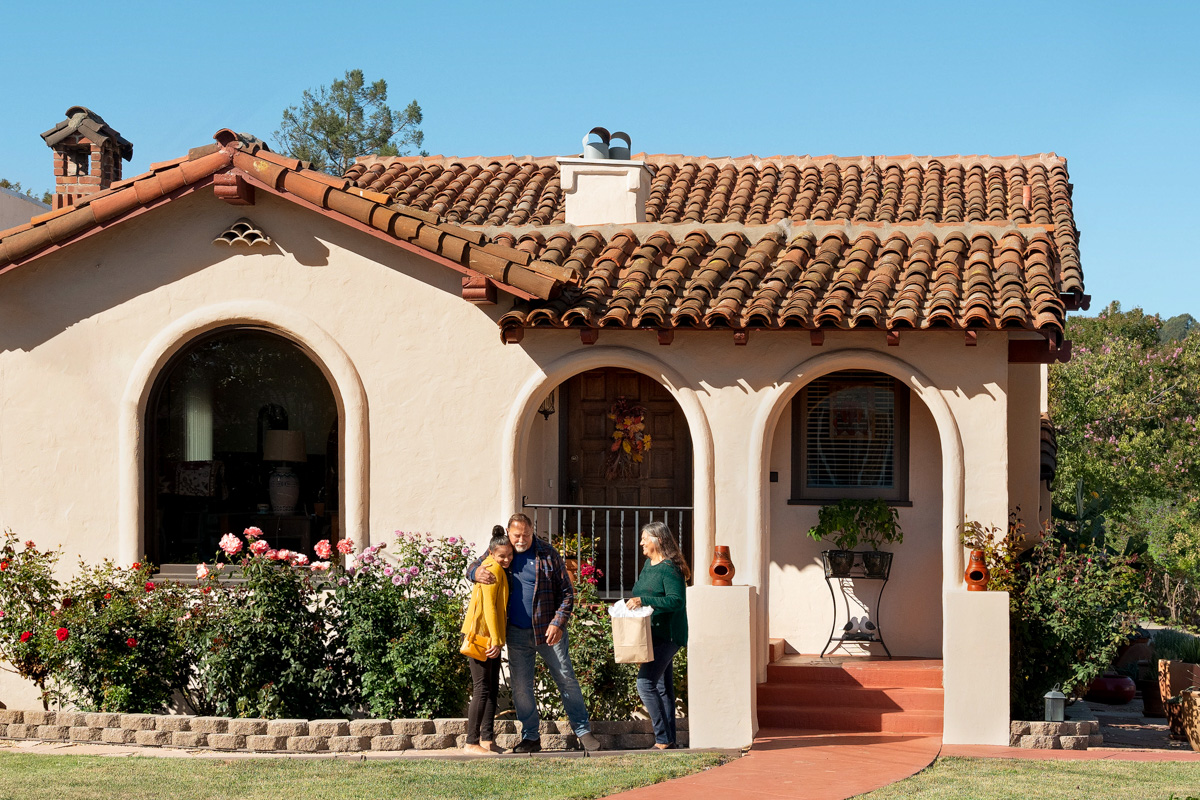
461,526,512,755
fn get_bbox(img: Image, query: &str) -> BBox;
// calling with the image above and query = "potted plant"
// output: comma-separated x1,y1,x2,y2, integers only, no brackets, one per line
808,499,902,577
1154,629,1200,739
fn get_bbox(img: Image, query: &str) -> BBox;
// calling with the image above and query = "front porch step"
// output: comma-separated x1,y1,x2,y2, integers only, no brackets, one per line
758,683,943,713
766,661,944,689
757,705,944,734
758,657,944,735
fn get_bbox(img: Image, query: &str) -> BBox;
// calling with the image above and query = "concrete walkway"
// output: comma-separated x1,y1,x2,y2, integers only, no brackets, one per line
608,729,942,800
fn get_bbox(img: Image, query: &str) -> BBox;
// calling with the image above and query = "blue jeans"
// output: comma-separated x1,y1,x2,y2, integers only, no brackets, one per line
636,641,680,745
506,624,591,739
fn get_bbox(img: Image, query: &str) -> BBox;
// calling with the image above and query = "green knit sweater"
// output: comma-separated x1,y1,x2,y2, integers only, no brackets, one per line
630,559,688,647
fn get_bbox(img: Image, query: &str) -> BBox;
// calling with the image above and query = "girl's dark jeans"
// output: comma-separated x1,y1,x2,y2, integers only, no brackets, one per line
466,655,501,744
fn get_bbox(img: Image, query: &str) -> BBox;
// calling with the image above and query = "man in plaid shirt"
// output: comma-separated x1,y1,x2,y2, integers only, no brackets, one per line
469,513,602,753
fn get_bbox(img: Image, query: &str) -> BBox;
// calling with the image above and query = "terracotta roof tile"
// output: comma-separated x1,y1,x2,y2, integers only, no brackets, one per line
0,132,563,301
348,152,1084,299
498,227,1067,341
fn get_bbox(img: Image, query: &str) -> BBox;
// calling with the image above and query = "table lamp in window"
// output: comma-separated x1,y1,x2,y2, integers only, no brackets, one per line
264,430,306,514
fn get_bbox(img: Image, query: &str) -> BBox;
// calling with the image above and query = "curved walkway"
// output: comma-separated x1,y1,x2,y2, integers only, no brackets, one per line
608,729,942,800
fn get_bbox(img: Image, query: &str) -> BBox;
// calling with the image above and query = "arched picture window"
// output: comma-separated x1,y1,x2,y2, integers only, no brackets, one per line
790,370,910,503
146,328,340,565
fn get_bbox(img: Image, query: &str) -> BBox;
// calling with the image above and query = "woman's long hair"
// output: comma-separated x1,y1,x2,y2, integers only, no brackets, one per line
641,520,692,583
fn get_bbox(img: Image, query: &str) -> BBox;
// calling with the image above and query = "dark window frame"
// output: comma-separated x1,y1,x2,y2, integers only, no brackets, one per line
788,370,910,504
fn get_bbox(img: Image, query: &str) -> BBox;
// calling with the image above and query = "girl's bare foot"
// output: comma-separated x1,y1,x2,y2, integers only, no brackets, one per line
463,743,495,756
481,740,504,753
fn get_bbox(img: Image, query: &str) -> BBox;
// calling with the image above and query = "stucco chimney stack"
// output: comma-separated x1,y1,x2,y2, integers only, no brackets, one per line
41,106,133,210
557,127,653,225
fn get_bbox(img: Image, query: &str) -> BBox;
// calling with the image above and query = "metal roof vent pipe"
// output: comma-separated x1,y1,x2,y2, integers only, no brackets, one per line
608,131,631,161
559,127,653,225
583,127,610,160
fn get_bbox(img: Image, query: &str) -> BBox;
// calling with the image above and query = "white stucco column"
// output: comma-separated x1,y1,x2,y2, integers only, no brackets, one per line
687,585,758,748
943,590,1010,744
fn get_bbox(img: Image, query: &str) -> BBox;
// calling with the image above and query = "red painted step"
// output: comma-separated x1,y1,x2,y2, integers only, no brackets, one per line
757,705,944,734
758,683,943,712
758,657,944,735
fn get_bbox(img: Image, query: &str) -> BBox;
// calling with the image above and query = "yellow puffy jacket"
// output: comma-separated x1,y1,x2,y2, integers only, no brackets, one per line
461,556,508,647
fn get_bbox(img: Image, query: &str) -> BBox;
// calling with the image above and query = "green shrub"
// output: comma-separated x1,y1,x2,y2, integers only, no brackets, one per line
1009,534,1148,718
53,561,193,713
1153,628,1200,664
188,530,352,718
335,531,473,718
0,532,62,707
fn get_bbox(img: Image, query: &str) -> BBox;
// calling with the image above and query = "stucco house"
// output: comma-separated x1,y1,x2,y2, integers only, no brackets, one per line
0,112,1084,747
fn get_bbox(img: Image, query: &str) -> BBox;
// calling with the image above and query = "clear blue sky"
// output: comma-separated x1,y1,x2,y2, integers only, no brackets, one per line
2,0,1196,318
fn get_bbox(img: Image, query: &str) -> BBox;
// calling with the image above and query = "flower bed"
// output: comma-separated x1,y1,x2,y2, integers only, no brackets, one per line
0,528,671,722
0,710,689,752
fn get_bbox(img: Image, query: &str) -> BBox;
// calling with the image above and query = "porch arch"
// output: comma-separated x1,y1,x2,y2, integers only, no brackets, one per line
500,346,716,583
747,348,966,677
118,300,369,565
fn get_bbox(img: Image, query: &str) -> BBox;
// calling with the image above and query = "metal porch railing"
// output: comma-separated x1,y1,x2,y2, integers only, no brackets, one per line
522,498,693,599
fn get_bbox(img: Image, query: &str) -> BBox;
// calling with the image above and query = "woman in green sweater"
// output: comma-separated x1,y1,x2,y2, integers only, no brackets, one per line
625,521,690,749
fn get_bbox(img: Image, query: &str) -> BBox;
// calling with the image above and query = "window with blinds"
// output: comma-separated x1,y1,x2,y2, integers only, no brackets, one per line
791,370,909,502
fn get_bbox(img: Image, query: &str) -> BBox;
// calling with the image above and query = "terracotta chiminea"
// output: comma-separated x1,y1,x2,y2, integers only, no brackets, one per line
965,549,989,591
709,546,735,586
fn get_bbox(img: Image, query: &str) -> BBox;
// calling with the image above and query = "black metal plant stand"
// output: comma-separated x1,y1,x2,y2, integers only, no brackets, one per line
819,550,894,658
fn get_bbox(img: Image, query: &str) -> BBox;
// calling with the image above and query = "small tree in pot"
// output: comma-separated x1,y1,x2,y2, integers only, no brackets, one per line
807,499,903,577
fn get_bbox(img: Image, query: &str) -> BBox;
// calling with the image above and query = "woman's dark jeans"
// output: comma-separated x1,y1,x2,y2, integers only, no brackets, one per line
636,641,681,745
466,655,501,744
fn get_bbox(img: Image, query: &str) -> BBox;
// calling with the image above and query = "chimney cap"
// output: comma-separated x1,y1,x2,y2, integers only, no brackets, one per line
41,106,133,161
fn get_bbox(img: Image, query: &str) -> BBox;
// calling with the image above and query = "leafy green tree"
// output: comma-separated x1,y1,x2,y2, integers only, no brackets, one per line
0,179,51,206
1049,302,1200,518
274,69,424,176
1160,314,1196,343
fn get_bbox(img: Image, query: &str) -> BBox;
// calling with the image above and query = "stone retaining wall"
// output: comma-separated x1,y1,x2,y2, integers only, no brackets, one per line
0,710,688,753
1009,720,1102,750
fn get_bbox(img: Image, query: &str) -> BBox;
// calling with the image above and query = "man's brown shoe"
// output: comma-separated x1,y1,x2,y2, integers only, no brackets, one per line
579,732,603,752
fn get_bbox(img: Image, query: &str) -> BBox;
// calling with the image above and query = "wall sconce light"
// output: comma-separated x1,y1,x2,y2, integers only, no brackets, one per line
538,391,556,420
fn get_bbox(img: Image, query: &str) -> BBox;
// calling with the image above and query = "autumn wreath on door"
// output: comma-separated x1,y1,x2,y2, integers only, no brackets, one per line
606,396,653,480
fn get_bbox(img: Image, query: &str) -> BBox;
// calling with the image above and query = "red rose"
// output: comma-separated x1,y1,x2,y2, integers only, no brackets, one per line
201,586,211,594
0,561,8,570
55,627,69,642
144,581,155,592
131,562,141,570
126,637,137,648
104,593,112,600
19,631,31,643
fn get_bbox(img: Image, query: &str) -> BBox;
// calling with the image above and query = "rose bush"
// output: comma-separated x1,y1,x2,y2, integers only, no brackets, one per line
0,532,63,708
52,561,192,713
334,531,473,718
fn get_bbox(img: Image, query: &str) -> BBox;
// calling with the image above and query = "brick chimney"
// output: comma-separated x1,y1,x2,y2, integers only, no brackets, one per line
41,106,133,210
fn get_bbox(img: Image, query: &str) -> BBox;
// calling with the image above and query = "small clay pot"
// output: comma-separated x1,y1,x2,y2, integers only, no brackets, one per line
564,556,579,585
965,549,989,591
710,546,735,586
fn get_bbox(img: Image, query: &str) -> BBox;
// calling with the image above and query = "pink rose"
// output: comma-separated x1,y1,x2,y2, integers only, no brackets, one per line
314,539,333,560
310,561,330,572
243,526,263,539
276,549,291,562
219,533,243,556
292,553,309,566
250,540,270,556
264,549,278,560
196,563,210,580
336,539,354,555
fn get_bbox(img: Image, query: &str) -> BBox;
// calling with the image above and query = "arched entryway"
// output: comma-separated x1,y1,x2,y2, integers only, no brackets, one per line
501,346,716,595
144,328,341,565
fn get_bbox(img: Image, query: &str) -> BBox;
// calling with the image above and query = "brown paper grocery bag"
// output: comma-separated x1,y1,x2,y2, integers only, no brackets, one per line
611,615,654,663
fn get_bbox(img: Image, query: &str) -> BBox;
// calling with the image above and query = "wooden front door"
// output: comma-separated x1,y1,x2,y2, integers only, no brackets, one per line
560,368,693,591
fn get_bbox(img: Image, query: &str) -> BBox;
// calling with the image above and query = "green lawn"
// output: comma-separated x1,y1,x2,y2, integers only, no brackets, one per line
860,757,1200,800
0,751,728,800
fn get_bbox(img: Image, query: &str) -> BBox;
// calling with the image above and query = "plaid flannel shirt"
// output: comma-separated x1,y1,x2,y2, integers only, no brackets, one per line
467,536,574,640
